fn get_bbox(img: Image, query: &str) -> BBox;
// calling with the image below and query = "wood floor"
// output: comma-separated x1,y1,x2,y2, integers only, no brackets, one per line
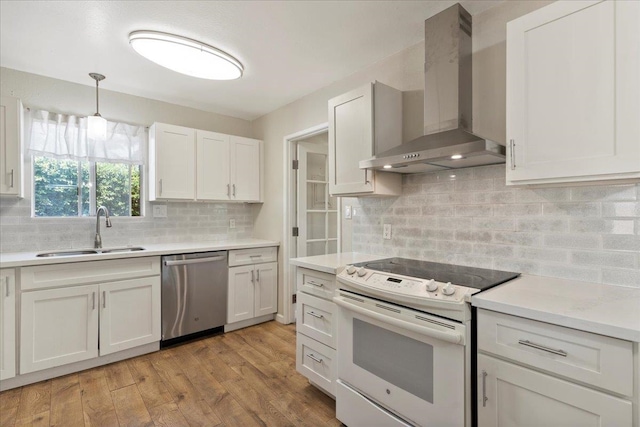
0,321,340,427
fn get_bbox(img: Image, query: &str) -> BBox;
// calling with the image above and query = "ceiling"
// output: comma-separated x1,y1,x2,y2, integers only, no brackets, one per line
0,1,502,121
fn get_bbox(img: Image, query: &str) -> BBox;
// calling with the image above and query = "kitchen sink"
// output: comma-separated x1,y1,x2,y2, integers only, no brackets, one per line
36,247,145,257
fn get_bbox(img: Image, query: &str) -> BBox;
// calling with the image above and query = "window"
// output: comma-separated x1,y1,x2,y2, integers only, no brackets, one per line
33,156,142,217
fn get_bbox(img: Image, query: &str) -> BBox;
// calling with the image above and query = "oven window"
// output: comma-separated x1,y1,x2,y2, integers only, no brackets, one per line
353,318,434,403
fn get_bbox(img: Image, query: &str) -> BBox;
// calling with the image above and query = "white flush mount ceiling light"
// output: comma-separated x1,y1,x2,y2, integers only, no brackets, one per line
88,73,107,140
129,31,243,80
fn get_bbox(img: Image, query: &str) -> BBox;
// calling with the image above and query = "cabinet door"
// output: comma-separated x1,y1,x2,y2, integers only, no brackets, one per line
196,130,231,200
0,96,23,197
254,262,277,317
150,123,195,200
230,136,261,202
507,0,640,185
328,83,374,195
99,277,161,356
0,270,16,380
227,265,255,323
20,285,99,374
477,354,632,427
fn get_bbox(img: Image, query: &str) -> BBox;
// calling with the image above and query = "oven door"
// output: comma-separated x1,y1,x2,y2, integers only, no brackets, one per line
334,291,466,427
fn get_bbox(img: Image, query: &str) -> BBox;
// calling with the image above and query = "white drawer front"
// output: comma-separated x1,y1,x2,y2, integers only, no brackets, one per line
297,268,336,300
478,310,633,396
296,333,336,397
297,292,336,348
228,247,277,266
21,257,161,291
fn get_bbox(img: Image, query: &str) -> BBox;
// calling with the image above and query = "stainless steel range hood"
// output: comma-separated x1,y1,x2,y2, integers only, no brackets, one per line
360,4,505,174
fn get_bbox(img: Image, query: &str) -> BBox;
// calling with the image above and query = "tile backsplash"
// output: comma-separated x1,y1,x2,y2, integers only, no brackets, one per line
350,165,640,288
0,198,253,253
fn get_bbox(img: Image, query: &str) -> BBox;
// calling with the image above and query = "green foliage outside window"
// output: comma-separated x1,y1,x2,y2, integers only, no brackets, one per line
33,157,141,217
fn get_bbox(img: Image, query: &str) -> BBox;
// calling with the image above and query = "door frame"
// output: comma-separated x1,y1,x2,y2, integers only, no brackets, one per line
281,122,335,325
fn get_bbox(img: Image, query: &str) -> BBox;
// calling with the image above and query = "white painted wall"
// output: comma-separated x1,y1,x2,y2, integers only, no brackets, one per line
0,67,256,252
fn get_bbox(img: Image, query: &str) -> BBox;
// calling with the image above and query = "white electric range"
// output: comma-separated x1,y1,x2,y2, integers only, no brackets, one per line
334,258,519,427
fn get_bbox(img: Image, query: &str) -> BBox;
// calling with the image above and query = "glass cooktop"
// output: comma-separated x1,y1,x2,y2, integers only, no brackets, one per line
352,258,520,291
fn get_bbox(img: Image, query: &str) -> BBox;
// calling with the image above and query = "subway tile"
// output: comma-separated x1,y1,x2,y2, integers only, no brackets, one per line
542,202,601,217
421,205,455,216
436,168,475,182
455,230,492,242
493,204,542,216
455,205,493,217
393,207,421,216
517,218,568,233
438,217,474,230
493,232,543,247
571,185,637,202
436,240,473,254
472,217,516,231
601,202,640,218
602,235,640,252
473,243,515,257
601,269,640,287
570,219,635,235
472,165,505,179
571,251,637,269
539,264,600,282
454,179,495,192
423,229,455,240
514,188,571,203
421,181,455,194
493,259,540,275
544,234,601,249
517,247,569,263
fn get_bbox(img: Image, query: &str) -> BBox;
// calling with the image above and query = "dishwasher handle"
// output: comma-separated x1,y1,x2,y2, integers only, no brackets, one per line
164,255,226,267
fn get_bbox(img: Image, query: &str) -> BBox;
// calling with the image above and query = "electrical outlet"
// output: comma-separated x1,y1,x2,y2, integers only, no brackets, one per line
383,224,392,240
229,219,236,229
345,205,352,219
152,205,167,218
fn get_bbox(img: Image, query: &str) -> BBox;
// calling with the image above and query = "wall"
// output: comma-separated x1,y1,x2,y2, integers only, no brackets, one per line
0,68,255,252
350,165,640,287
251,1,556,313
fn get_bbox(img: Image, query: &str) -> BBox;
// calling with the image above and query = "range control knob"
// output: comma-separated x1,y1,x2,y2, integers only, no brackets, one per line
345,265,356,275
426,279,438,292
442,282,456,296
357,267,367,277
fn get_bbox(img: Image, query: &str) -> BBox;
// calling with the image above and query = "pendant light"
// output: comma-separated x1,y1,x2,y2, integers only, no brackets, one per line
87,73,107,140
129,31,243,80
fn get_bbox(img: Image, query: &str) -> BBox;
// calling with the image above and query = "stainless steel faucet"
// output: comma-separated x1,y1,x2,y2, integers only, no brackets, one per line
94,206,112,249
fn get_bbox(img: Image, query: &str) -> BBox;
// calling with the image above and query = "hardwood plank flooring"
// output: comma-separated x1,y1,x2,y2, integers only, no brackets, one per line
0,321,339,427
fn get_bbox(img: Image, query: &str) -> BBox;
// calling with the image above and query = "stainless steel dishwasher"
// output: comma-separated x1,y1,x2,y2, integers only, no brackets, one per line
161,251,227,346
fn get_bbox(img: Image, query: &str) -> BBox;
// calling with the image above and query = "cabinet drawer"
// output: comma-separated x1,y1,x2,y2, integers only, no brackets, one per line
21,257,161,291
478,310,633,396
297,268,336,300
228,247,277,266
296,333,336,397
297,292,336,348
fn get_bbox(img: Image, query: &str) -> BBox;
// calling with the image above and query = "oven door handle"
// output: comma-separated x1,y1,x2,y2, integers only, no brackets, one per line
333,296,463,345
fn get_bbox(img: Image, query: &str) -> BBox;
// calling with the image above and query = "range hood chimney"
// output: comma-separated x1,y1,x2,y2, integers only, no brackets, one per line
360,4,505,174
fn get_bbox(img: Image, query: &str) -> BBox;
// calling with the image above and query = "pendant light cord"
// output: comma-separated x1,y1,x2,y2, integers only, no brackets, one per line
95,79,100,116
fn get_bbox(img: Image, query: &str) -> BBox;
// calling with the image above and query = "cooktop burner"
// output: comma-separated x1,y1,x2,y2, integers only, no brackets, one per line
352,258,519,291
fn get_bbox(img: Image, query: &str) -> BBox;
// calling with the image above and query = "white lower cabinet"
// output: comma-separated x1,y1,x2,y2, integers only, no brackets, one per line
227,247,278,328
19,258,161,375
0,269,16,380
295,267,338,397
478,354,632,427
477,309,635,427
20,284,99,374
99,277,161,356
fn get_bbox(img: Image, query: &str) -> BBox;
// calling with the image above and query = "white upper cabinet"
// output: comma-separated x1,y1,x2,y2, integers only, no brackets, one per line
230,136,261,202
150,123,262,202
328,82,402,196
0,96,24,197
197,130,231,200
149,123,196,200
506,0,640,185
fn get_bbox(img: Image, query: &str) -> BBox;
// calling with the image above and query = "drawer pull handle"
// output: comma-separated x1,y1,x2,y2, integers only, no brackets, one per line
249,254,262,258
307,353,323,364
306,311,324,319
518,340,567,357
307,280,324,288
482,370,488,407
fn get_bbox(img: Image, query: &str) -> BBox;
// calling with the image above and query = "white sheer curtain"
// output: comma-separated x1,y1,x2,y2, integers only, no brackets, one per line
27,109,146,165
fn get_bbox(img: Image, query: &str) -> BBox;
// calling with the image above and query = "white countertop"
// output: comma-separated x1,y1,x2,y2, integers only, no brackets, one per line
472,275,640,342
0,239,280,268
289,252,386,274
